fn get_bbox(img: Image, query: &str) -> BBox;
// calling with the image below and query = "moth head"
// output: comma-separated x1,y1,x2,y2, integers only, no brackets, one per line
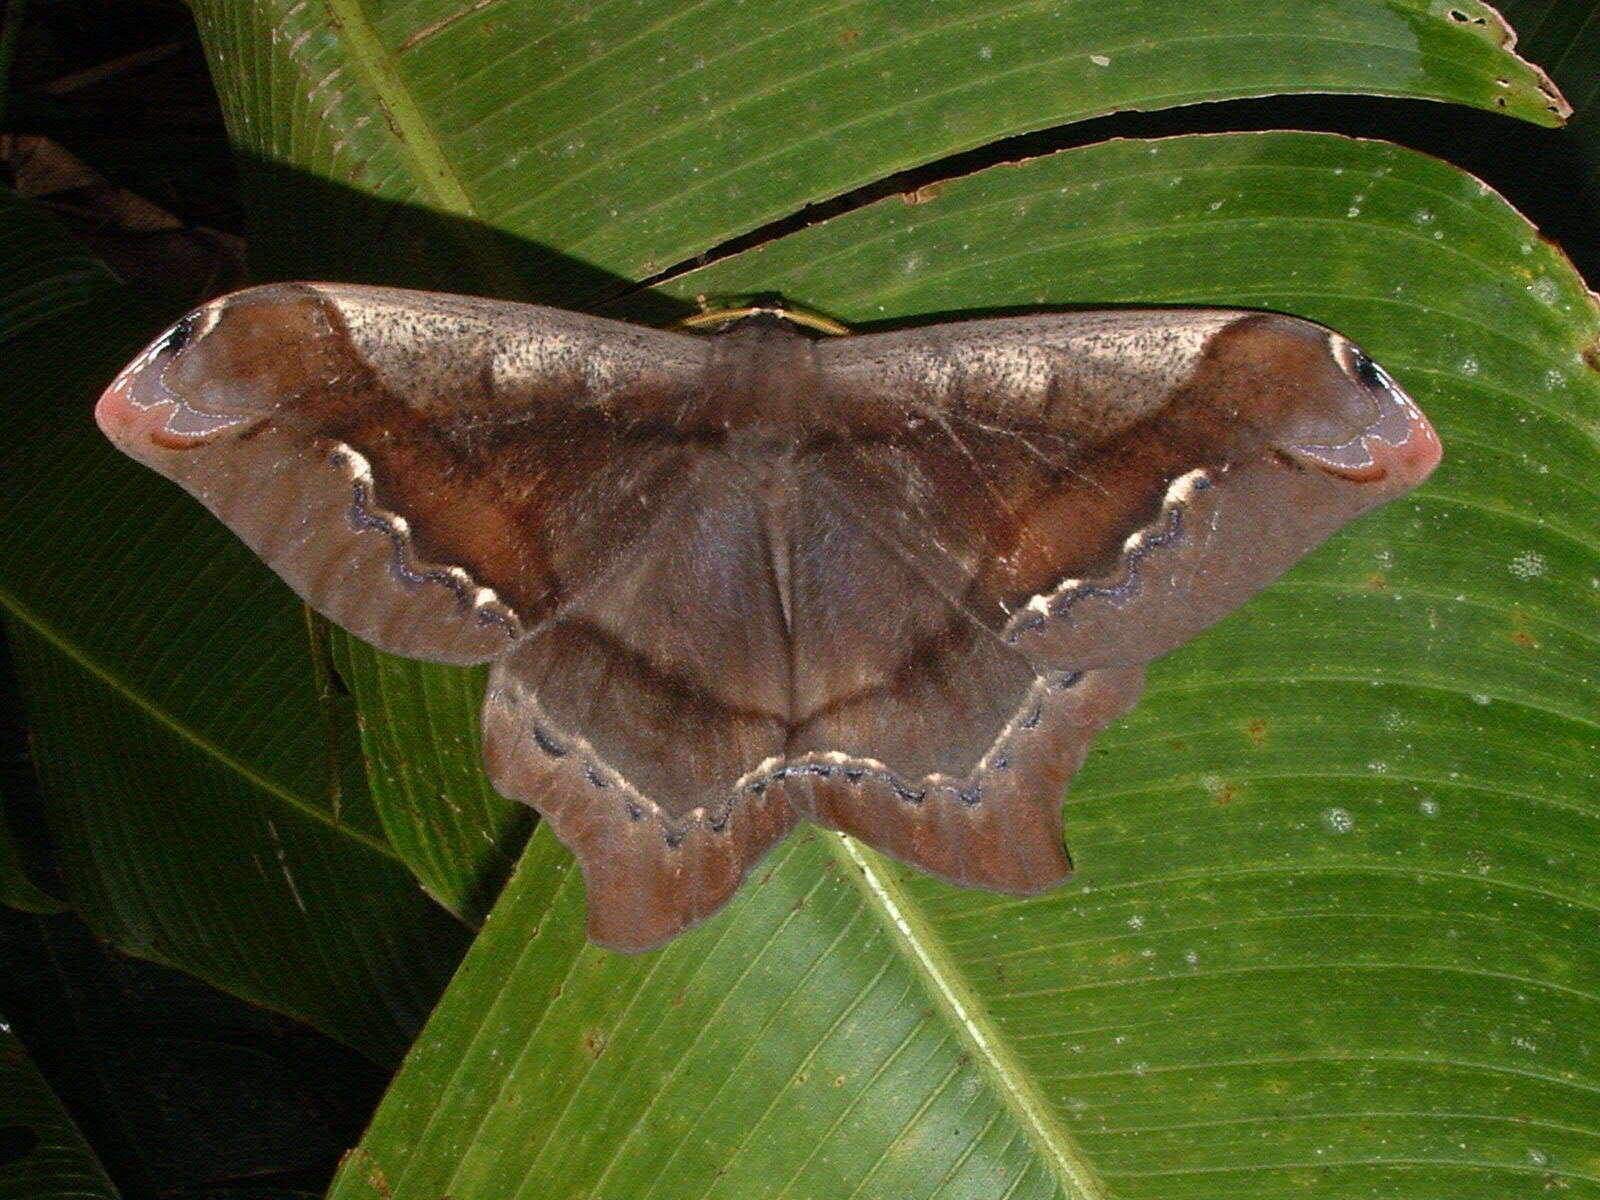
679,298,849,338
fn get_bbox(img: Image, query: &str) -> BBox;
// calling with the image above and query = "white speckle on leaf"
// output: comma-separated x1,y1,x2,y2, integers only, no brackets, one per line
1528,277,1559,304
1346,205,1362,218
1419,798,1440,817
1459,355,1479,375
1127,914,1145,930
1509,550,1548,579
978,44,993,59
1413,208,1435,224
1090,53,1111,66
1322,807,1355,834
1368,761,1389,774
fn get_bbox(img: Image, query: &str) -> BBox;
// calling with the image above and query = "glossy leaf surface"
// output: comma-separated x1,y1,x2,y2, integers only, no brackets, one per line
190,0,1565,300
179,0,1576,923
329,133,1599,1198
0,190,470,1063
0,1015,120,1200
7,0,1592,1195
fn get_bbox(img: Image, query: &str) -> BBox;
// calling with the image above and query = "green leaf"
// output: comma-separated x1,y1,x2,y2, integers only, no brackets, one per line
178,0,1580,936
0,189,471,1063
189,0,1566,302
0,786,65,915
1498,1,1600,144
1496,0,1600,275
330,130,1598,1197
30,0,1595,1193
0,184,117,342
0,1011,121,1200
0,910,385,1193
326,638,529,922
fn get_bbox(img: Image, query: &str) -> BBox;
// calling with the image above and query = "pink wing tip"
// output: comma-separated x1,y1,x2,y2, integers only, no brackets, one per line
95,342,251,451
1368,404,1443,490
1289,390,1443,491
94,371,156,446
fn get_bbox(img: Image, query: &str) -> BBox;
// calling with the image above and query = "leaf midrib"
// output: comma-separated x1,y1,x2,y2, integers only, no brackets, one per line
830,831,1109,1200
0,584,397,860
320,0,529,300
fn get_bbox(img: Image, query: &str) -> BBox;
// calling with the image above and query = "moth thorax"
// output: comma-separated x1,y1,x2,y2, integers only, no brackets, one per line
701,322,817,437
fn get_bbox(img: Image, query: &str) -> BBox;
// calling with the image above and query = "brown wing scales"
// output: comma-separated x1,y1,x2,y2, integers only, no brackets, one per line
97,291,1441,951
